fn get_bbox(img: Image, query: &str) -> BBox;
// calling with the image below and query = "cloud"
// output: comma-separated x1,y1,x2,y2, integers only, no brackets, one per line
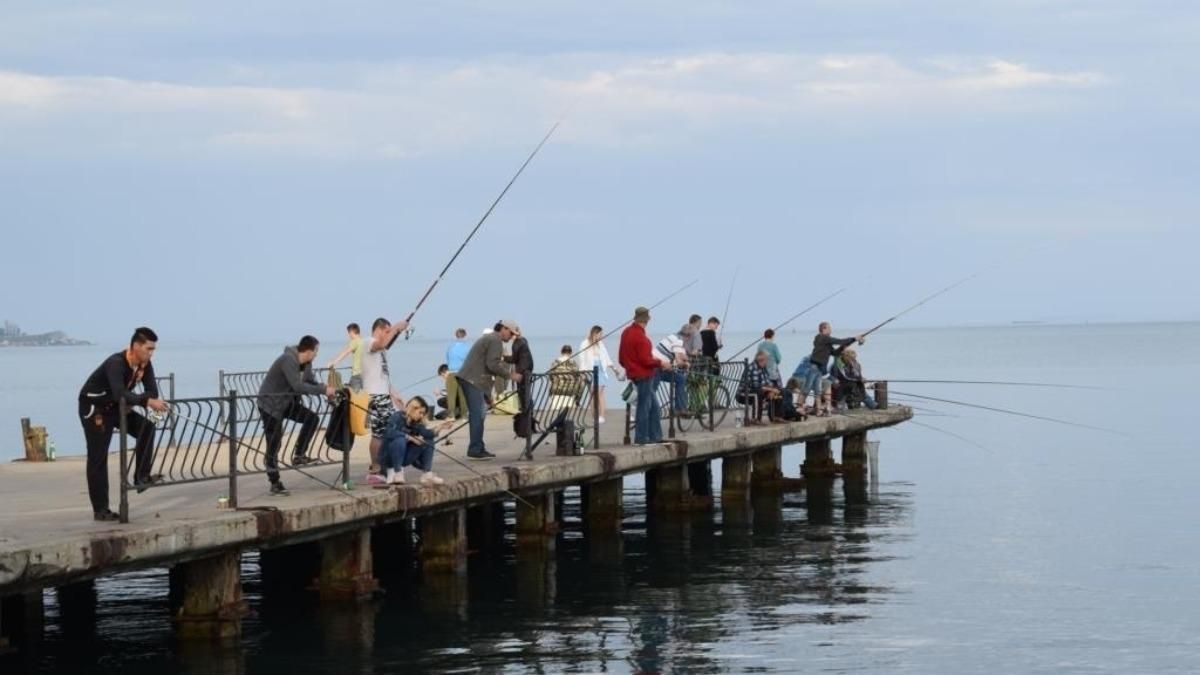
0,53,1104,158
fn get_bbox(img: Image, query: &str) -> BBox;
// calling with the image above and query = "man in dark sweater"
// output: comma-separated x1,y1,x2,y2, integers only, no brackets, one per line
256,336,334,495
78,327,169,521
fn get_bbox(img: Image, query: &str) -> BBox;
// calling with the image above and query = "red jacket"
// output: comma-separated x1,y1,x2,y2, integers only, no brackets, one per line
619,322,660,381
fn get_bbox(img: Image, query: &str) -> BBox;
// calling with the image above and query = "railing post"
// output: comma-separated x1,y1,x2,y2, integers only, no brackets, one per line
708,360,716,430
167,373,177,449
668,370,676,440
623,403,632,446
218,369,226,425
743,358,752,424
227,389,239,510
524,375,534,460
592,365,601,449
341,394,352,489
118,398,130,523
874,381,889,410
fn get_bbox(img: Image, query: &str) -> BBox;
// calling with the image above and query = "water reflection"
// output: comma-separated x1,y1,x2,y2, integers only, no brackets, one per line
6,474,912,674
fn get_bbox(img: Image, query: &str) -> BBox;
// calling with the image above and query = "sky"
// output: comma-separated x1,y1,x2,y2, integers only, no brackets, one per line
1,1,1196,344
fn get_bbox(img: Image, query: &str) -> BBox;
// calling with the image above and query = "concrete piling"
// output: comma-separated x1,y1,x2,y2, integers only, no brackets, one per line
721,453,753,498
842,433,869,505
582,478,624,533
752,445,784,486
420,508,469,574
516,492,559,554
466,502,507,557
171,550,247,639
0,590,43,652
316,529,379,601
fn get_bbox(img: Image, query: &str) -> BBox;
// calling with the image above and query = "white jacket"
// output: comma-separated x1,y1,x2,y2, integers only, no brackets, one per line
576,338,615,374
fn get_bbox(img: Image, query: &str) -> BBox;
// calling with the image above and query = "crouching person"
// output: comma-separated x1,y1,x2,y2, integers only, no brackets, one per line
379,396,449,487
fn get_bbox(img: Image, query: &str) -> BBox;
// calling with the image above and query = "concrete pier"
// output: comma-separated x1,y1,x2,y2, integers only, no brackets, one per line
171,550,247,639
316,529,378,600
0,405,909,650
420,509,468,574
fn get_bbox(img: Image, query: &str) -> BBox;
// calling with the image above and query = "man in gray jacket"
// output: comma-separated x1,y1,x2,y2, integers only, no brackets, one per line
257,335,334,494
456,319,522,460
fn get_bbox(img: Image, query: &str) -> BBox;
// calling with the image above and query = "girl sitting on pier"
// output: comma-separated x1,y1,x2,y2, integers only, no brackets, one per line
379,397,450,487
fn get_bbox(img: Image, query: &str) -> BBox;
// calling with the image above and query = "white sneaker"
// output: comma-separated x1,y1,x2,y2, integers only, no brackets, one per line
420,472,445,486
387,469,405,485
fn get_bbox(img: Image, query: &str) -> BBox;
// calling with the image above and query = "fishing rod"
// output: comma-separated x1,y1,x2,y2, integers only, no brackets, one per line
718,267,738,342
388,120,562,348
859,274,976,338
727,287,847,361
879,379,1109,391
891,390,1128,437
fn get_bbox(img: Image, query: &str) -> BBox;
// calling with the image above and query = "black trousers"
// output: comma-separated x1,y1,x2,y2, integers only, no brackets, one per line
260,403,319,483
80,406,155,514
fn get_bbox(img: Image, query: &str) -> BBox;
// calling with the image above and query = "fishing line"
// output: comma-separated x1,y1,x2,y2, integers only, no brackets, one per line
907,419,992,452
891,390,1129,437
879,379,1109,391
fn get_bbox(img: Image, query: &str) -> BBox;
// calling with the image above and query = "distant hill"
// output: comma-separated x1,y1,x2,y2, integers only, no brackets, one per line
0,324,91,347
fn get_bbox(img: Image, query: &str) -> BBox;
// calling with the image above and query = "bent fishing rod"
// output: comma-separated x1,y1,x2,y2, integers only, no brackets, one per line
890,390,1128,437
389,120,562,348
727,287,847,361
860,274,976,338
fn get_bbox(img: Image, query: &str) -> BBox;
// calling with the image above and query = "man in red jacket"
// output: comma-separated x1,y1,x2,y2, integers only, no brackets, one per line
619,306,671,444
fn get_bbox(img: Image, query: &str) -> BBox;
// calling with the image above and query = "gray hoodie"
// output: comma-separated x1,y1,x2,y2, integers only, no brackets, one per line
257,346,325,418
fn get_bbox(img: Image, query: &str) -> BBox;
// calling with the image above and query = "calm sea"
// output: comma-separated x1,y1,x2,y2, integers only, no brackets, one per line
3,323,1198,673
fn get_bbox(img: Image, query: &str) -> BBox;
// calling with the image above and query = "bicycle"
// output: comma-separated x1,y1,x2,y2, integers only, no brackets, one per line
673,358,735,432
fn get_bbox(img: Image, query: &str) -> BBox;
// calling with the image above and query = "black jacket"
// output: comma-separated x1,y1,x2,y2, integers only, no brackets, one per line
810,335,856,372
79,351,158,415
510,337,535,376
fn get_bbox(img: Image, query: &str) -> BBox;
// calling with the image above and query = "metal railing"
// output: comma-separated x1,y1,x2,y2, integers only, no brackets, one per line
519,365,600,459
117,390,353,523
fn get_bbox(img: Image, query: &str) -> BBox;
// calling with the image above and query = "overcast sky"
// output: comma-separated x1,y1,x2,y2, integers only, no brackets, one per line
1,1,1196,344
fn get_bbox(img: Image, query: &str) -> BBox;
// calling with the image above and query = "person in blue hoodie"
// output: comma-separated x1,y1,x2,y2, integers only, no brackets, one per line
379,396,450,487
443,328,471,420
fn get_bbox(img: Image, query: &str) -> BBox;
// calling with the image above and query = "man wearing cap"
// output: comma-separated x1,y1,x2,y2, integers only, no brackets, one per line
619,307,670,444
457,319,522,459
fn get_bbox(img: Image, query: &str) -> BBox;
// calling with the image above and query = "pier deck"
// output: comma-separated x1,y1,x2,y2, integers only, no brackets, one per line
0,407,909,596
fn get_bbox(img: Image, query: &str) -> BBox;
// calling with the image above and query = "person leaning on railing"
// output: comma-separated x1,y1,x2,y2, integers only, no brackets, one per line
256,335,335,496
78,326,170,522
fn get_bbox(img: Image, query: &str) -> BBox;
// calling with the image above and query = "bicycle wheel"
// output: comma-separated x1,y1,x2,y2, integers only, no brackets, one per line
674,372,706,433
698,383,733,431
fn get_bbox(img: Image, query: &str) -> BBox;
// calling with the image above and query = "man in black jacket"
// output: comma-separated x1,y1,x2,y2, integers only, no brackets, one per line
78,327,169,521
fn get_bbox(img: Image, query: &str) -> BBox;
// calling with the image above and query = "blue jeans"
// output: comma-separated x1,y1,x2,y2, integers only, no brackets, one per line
663,368,687,412
459,377,488,455
403,442,434,471
803,363,825,397
634,376,662,444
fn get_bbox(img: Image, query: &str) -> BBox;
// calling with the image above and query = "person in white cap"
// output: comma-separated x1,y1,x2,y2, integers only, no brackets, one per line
456,319,522,459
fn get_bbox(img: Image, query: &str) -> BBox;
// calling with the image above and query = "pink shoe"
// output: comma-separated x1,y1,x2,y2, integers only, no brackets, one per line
366,473,387,486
